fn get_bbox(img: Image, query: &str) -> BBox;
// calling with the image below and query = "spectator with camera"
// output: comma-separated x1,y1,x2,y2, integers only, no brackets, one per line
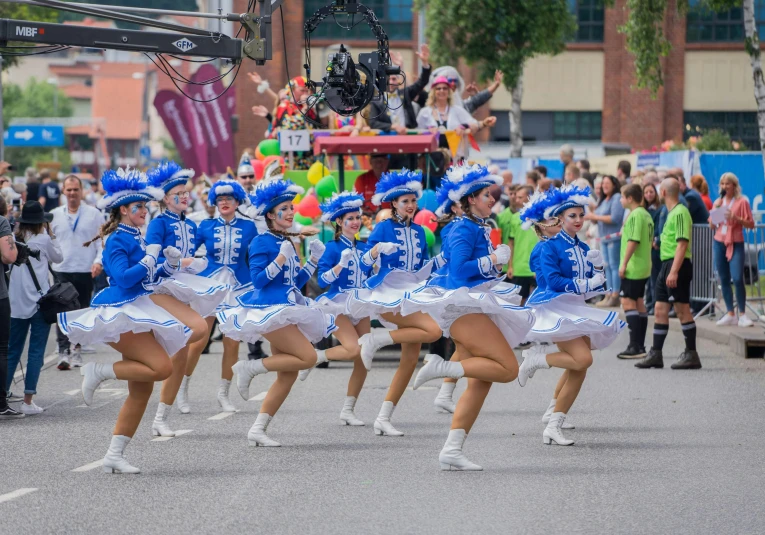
6,201,63,415
0,188,20,419
49,175,104,370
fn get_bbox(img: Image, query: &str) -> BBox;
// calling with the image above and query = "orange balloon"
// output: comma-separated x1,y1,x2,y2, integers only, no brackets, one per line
255,146,265,160
262,155,286,173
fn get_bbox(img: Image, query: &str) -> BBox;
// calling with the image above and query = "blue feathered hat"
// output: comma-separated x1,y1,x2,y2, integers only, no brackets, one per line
434,166,465,217
519,185,591,230
371,168,423,206
98,167,163,211
250,178,305,216
447,164,502,203
238,153,255,177
320,191,364,222
208,179,248,206
147,161,195,193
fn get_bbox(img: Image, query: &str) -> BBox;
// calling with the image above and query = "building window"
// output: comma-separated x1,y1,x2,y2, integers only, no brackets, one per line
568,0,604,43
553,111,602,141
304,0,413,41
685,0,765,42
683,111,760,149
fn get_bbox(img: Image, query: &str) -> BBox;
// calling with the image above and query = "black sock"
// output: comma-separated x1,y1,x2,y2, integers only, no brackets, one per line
625,310,640,348
681,321,697,351
639,313,649,349
652,323,669,351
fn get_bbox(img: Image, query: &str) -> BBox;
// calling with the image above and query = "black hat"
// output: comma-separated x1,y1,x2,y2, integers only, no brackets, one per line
18,201,53,225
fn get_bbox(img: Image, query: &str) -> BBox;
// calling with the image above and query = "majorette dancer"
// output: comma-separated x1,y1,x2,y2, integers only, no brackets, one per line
59,168,207,474
219,178,337,446
518,185,625,446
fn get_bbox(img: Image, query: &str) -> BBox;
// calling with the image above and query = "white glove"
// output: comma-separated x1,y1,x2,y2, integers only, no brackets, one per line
185,257,208,274
145,244,161,261
376,242,400,256
308,239,326,261
586,249,604,269
589,272,606,289
338,248,354,268
574,272,606,293
493,244,511,265
163,246,183,269
279,240,295,259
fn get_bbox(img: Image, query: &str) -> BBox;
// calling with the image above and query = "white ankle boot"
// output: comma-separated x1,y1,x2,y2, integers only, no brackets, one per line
543,412,574,446
232,359,268,400
80,362,116,406
414,354,462,390
151,402,175,437
518,346,551,387
299,350,327,382
359,329,394,371
247,413,281,447
339,396,365,426
373,401,404,436
439,429,482,471
102,435,140,474
176,375,191,414
217,379,237,412
541,399,574,429
434,382,457,413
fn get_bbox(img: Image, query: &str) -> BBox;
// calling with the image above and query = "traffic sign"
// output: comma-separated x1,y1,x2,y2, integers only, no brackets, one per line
2,125,65,147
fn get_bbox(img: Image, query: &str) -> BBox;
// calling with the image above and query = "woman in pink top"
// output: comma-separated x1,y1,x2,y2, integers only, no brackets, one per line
710,172,755,327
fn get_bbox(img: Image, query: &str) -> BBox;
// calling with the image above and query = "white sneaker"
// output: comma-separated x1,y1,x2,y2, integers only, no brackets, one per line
716,314,738,326
79,345,97,354
19,401,44,415
738,314,754,328
57,351,71,371
70,347,83,368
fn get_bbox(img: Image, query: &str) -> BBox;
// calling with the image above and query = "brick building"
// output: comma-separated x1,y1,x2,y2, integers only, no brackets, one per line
233,0,763,155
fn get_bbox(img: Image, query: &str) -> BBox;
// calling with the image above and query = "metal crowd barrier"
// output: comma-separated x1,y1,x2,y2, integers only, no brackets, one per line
690,224,718,319
741,224,765,317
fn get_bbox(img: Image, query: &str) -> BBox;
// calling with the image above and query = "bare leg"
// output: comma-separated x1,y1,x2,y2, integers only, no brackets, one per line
347,319,370,398
184,317,215,376
552,338,592,414
443,346,463,385
451,378,492,432
261,325,318,372
553,370,569,399
150,294,208,344
113,380,154,437
449,314,518,383
159,345,188,405
260,370,299,416
325,315,361,361
386,341,420,404
221,336,240,381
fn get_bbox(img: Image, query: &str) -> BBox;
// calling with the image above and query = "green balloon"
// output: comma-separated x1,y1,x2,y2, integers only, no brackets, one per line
294,213,313,225
258,139,281,157
319,225,335,242
424,227,435,248
316,175,338,198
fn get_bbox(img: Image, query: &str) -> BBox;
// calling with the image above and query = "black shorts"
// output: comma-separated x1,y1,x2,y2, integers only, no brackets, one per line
511,276,536,299
654,258,692,304
620,277,648,301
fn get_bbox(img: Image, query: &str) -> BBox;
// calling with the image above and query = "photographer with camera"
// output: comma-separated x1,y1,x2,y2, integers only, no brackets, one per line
6,201,63,415
0,185,20,419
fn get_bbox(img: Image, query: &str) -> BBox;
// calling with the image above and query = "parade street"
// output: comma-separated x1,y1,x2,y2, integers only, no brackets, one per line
1,327,763,534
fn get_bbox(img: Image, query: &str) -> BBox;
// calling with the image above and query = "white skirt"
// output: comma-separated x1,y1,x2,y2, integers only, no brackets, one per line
57,295,192,357
347,270,429,324
153,272,230,318
402,282,535,349
206,269,252,315
526,293,626,349
316,292,363,325
217,301,337,345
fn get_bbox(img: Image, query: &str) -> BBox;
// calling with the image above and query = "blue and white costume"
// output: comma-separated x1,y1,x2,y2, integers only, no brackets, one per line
347,169,436,322
195,180,258,312
58,168,190,357
145,162,229,317
402,165,533,347
217,179,337,343
522,186,625,349
316,192,375,324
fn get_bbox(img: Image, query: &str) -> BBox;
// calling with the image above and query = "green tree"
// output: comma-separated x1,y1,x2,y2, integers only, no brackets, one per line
3,79,73,171
0,4,58,70
616,1,765,169
416,0,576,156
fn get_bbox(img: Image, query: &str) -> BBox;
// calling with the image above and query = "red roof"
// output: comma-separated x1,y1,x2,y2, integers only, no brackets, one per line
61,83,92,99
91,76,146,140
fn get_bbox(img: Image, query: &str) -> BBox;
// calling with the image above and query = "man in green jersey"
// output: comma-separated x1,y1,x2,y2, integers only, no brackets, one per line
636,178,700,370
504,186,538,304
617,184,654,359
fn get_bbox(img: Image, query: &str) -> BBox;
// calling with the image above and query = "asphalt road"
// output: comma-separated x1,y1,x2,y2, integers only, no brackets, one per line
2,327,764,534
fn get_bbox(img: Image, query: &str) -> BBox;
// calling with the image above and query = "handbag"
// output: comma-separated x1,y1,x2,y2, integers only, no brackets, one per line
25,261,80,325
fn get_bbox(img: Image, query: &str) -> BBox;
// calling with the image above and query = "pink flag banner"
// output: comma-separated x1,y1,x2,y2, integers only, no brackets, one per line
153,90,200,173
189,65,235,174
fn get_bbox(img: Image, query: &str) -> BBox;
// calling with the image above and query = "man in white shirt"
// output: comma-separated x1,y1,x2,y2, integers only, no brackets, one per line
49,175,104,370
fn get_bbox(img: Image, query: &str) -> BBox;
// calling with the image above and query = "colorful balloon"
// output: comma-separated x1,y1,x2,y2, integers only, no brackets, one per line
307,161,331,185
315,175,338,198
424,227,435,248
262,155,285,174
252,159,265,180
295,194,321,218
257,138,281,157
255,146,265,160
414,209,437,232
419,189,438,212
294,213,313,225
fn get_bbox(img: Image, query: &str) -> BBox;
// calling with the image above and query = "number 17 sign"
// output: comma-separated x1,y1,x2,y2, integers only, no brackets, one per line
279,129,311,153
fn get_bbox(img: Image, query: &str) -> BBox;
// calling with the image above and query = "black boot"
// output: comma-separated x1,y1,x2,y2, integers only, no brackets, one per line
635,349,663,369
670,350,702,370
617,346,647,359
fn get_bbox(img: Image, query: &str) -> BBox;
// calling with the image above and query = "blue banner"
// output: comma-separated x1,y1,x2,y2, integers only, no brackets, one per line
697,152,764,212
3,125,65,147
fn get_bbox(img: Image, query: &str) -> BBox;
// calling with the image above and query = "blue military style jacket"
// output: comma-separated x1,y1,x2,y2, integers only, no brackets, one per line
317,235,375,300
365,218,430,288
428,217,501,290
196,216,258,288
145,210,196,262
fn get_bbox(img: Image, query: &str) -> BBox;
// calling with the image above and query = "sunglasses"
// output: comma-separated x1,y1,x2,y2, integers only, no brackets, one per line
434,86,450,91
240,175,255,179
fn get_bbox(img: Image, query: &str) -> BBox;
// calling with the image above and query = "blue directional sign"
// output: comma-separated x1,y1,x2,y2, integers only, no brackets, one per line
3,125,65,147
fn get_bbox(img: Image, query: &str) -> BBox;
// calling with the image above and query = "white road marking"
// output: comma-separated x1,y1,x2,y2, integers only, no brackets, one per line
208,411,236,420
14,355,57,379
248,391,267,401
151,429,193,442
64,389,80,396
71,459,104,472
0,488,38,504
